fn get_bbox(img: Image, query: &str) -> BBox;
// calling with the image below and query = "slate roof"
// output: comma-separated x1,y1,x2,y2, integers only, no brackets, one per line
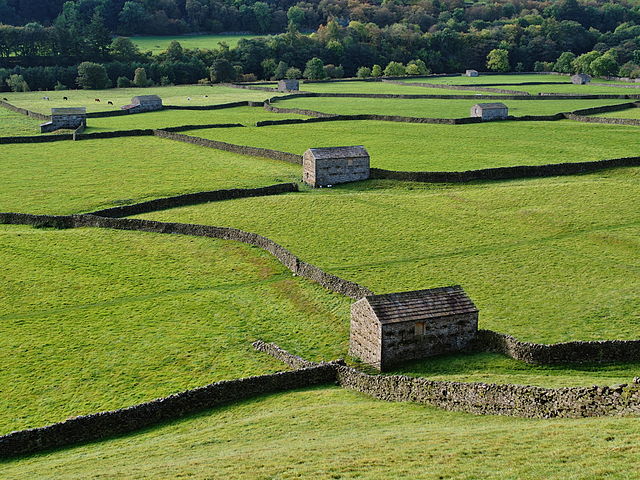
473,103,508,110
305,146,369,159
362,286,478,324
51,107,86,115
132,95,162,104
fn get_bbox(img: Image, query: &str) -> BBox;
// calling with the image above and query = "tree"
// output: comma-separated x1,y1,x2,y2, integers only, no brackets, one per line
383,61,406,76
407,59,429,75
371,64,383,77
357,66,372,78
285,67,302,79
486,49,510,72
324,64,344,78
253,2,271,33
110,37,142,61
572,51,601,75
210,58,236,83
166,41,184,62
287,6,305,30
86,13,111,56
554,52,576,73
274,61,288,80
6,74,29,92
76,62,111,89
304,57,325,80
117,76,132,88
590,51,619,77
118,1,148,35
133,67,150,87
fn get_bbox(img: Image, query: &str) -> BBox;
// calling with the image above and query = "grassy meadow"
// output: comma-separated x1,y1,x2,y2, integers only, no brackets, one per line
0,224,351,433
3,387,640,480
0,109,44,136
137,168,640,344
402,74,571,85
275,96,629,118
298,80,508,95
591,107,640,119
129,34,268,53
1,85,279,114
0,136,300,214
185,120,640,171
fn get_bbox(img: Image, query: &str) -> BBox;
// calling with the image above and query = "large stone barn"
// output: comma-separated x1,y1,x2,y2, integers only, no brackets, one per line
278,79,299,92
40,107,86,133
349,286,479,371
571,73,592,85
470,103,508,121
121,95,163,113
303,146,370,187
465,69,479,77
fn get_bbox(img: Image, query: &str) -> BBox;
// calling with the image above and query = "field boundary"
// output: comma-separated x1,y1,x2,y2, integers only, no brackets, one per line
0,364,338,459
381,79,530,95
0,213,373,299
88,183,298,217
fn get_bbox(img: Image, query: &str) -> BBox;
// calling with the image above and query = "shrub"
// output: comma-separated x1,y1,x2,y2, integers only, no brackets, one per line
133,67,151,87
304,57,326,80
486,49,510,72
323,64,344,78
76,62,111,89
357,66,372,78
371,64,383,77
383,61,406,76
6,74,29,92
54,81,68,91
117,76,132,88
285,67,302,79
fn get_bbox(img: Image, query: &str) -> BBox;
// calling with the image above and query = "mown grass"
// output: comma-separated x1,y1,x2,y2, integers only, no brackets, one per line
129,34,268,53
276,96,627,118
3,387,640,479
501,83,640,95
137,168,640,344
299,80,506,95
0,225,351,434
592,108,640,119
186,120,640,171
85,106,306,132
0,109,43,136
1,85,280,114
0,136,300,214
401,74,570,85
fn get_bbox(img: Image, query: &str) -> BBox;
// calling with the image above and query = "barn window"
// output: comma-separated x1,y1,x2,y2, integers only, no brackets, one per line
414,322,426,336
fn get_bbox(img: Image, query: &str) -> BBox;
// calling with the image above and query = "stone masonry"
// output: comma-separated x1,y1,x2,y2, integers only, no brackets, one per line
465,69,479,77
350,286,479,371
572,73,592,85
470,102,508,121
278,79,300,92
40,107,86,133
121,95,163,113
303,146,370,187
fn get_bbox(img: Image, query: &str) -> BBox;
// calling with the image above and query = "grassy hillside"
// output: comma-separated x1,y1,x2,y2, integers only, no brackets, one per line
136,168,640,344
129,34,268,53
3,387,639,479
298,80,508,95
0,136,300,214
0,225,350,434
185,120,640,171
275,96,628,118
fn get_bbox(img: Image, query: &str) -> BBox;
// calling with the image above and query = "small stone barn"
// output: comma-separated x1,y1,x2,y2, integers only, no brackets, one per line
349,286,479,371
571,73,592,85
470,102,508,121
40,107,86,133
121,95,163,113
278,79,299,92
303,146,370,187
465,69,479,77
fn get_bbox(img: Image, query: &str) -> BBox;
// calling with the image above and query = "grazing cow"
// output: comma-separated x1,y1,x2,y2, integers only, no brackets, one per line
63,96,68,100
204,95,208,98
187,97,191,101
43,96,50,101
2,98,7,101
107,101,113,105
95,98,100,102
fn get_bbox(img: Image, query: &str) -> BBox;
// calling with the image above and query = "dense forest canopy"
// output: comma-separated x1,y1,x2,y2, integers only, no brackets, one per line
2,0,640,90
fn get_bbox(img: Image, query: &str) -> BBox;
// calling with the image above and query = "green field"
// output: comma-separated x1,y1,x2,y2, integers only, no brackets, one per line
0,109,44,136
0,224,350,434
275,96,628,118
137,168,640,344
84,106,306,131
1,85,279,114
402,74,571,85
0,136,300,214
4,387,639,480
299,80,508,95
592,107,640,119
184,120,640,171
129,34,268,53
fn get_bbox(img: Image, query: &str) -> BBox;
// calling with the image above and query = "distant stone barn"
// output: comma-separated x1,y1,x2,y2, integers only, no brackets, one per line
571,73,592,85
465,69,479,77
278,79,299,92
349,286,479,371
40,107,87,133
121,95,163,113
303,146,370,187
470,103,509,121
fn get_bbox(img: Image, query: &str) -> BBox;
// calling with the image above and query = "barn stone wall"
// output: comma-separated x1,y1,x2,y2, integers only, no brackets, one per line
349,301,382,369
303,148,370,187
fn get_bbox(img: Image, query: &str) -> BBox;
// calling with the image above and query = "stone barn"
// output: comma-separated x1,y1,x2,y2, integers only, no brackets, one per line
278,79,299,92
40,107,86,133
571,73,592,85
465,69,479,77
470,103,508,121
349,286,479,371
121,95,163,113
303,146,370,188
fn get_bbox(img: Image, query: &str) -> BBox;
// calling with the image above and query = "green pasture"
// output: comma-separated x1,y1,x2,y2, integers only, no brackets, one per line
299,80,507,95
138,168,640,344
0,136,300,214
276,96,628,118
591,107,640,119
0,224,350,434
185,120,640,171
0,109,44,136
85,106,306,132
4,387,639,479
1,85,278,114
129,34,268,54
498,83,640,95
403,74,570,85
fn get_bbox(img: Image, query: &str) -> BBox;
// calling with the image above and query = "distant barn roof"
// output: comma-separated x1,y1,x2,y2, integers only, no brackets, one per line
305,146,369,159
132,95,162,103
362,286,478,324
51,107,86,115
474,103,507,110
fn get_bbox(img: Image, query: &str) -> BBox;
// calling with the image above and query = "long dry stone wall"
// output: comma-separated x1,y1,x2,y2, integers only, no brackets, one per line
382,79,530,95
89,183,298,217
252,340,318,369
0,100,49,121
565,114,640,126
0,213,373,299
0,364,337,459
